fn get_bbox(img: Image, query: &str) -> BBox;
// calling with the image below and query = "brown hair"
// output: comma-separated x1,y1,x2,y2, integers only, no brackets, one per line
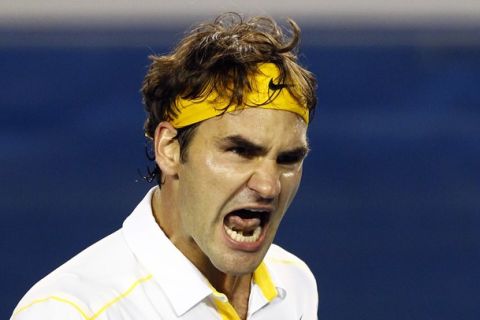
141,12,317,184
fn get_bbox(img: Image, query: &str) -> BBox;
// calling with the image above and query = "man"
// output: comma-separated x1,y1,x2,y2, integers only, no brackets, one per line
12,13,318,320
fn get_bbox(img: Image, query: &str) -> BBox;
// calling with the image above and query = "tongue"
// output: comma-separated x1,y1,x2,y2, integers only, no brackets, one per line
225,212,261,232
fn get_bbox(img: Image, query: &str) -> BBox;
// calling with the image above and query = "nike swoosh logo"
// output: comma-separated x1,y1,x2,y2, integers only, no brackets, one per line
268,78,290,91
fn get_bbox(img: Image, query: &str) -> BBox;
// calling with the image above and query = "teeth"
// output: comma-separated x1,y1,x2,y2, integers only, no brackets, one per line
224,225,262,243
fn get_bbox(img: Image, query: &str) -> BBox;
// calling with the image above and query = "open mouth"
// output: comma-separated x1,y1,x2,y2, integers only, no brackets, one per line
223,208,271,244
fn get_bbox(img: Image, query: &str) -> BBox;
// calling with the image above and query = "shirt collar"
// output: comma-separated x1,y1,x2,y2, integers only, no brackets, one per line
122,187,285,316
122,187,212,316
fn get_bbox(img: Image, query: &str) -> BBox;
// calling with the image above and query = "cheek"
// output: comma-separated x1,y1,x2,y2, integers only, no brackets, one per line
205,152,240,175
181,150,229,190
280,167,303,205
178,153,245,216
203,152,252,187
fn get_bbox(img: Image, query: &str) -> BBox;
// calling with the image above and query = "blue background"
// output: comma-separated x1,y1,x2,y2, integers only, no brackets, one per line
2,25,480,319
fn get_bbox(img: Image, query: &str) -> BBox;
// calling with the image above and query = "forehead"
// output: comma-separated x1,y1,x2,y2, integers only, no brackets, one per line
196,108,308,148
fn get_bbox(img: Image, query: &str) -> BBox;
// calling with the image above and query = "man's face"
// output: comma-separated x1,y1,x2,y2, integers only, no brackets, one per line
174,108,308,275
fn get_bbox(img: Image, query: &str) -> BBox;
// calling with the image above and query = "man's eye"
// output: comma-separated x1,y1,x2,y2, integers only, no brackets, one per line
226,147,254,158
228,147,244,154
277,154,303,165
228,147,246,154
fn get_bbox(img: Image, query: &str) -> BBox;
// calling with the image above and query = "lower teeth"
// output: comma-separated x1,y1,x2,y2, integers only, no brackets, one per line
224,225,262,243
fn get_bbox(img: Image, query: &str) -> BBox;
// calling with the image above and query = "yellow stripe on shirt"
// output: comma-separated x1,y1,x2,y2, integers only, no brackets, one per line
12,296,89,319
13,274,153,320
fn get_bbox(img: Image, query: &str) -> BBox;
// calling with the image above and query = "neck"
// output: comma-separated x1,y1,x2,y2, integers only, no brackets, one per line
151,186,253,302
211,272,252,320
203,263,253,300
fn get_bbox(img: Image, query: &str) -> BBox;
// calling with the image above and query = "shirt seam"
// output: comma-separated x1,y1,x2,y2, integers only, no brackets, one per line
13,274,153,319
13,296,90,319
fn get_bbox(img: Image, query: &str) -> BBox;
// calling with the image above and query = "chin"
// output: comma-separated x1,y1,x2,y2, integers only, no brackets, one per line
212,252,265,276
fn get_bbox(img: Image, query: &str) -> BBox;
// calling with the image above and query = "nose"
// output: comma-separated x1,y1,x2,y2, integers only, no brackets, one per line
247,160,281,199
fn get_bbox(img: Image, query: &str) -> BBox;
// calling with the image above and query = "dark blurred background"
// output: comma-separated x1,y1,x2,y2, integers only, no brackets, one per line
1,2,480,319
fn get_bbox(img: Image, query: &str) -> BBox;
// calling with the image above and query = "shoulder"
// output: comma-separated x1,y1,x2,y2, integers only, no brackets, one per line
265,243,317,287
264,244,318,313
11,230,152,320
11,294,90,320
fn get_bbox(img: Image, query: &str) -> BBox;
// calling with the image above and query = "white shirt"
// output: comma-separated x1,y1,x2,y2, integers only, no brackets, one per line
11,187,318,320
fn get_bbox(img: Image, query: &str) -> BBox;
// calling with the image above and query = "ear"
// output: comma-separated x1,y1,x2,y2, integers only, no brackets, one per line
153,122,180,177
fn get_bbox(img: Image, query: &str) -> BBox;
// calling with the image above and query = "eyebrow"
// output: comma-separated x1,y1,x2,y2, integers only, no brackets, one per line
218,135,310,158
219,135,267,155
279,145,310,159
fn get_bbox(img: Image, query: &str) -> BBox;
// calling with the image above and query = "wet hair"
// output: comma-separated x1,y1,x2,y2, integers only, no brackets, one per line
141,12,317,185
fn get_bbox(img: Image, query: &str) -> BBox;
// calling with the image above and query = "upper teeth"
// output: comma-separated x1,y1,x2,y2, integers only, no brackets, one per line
224,225,262,243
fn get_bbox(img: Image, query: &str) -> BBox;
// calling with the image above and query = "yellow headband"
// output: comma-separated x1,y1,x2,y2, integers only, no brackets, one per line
170,63,309,128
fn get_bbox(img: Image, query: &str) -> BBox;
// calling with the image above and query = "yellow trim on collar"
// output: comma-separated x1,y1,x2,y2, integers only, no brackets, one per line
253,262,278,302
212,298,241,320
170,63,309,128
209,262,278,320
